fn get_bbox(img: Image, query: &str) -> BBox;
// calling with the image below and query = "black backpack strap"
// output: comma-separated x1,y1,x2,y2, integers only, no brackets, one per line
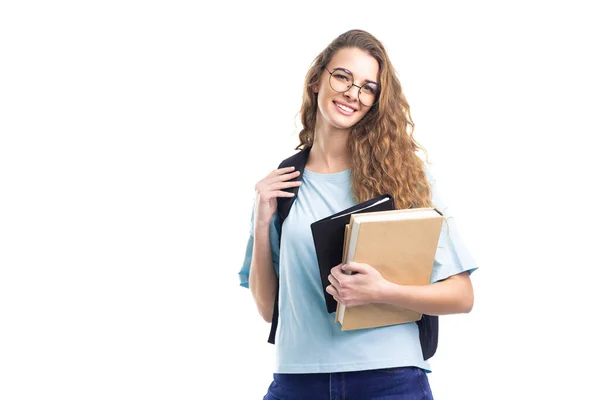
275,146,312,228
267,146,311,344
417,315,438,360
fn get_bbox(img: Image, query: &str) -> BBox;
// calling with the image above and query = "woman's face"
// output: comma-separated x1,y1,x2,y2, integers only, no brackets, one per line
315,47,380,131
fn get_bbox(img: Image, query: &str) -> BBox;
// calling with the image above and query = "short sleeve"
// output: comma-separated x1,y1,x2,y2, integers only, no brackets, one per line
424,164,479,284
237,206,281,288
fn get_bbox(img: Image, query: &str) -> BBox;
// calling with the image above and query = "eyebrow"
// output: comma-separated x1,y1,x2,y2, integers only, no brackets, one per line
336,67,379,85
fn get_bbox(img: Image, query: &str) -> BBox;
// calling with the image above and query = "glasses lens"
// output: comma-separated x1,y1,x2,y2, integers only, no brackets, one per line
329,69,353,93
359,83,379,107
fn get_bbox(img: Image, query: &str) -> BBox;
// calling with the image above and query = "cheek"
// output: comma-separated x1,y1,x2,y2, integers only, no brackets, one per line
317,90,332,114
351,108,373,127
357,107,371,119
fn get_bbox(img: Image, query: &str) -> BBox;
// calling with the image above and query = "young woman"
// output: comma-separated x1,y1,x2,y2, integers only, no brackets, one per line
238,29,477,399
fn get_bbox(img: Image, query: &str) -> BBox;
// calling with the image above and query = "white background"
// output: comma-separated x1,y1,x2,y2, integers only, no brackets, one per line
1,1,599,399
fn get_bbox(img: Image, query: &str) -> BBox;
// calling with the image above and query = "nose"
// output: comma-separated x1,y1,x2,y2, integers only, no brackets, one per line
344,84,360,101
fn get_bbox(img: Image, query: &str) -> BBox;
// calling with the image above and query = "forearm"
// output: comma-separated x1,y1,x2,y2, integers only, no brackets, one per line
249,222,278,323
377,272,474,316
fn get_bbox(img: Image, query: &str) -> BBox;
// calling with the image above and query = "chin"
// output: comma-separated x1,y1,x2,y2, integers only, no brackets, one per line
327,117,353,130
328,106,363,129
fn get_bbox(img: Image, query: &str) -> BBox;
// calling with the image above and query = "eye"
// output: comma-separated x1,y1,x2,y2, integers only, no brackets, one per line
333,73,350,82
362,84,378,95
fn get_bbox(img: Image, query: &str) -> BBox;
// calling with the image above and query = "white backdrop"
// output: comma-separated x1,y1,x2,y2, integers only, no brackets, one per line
1,1,599,399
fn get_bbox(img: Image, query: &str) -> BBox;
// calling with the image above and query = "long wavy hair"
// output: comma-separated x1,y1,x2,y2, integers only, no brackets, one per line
297,29,432,210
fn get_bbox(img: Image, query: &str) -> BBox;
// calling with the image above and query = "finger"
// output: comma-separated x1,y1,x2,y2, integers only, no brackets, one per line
259,190,296,201
328,273,340,289
255,178,300,197
270,170,301,183
331,264,343,272
271,166,296,176
275,190,296,197
268,180,302,191
330,264,344,277
326,284,339,297
331,293,342,304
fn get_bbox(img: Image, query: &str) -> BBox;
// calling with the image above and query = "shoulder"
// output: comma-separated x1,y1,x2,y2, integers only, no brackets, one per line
278,146,311,169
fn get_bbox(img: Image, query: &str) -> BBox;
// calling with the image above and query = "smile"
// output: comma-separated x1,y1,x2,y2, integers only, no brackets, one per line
334,101,356,115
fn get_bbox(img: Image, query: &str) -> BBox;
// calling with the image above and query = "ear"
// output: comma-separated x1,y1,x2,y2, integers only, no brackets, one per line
311,83,319,93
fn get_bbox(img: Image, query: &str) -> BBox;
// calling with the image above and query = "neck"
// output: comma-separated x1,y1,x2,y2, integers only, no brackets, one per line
306,113,352,173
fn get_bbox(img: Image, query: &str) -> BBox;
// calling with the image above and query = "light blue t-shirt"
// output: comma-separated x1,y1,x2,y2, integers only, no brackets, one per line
238,164,478,373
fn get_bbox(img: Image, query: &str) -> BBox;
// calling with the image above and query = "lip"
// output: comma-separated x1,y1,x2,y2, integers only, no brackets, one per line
333,100,358,115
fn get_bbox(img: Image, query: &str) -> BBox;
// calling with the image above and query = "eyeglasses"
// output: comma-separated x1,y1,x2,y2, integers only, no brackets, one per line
325,67,380,107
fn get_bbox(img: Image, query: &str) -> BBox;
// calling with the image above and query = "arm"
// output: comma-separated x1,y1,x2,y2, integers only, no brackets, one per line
245,166,301,322
249,221,278,323
378,270,474,315
327,262,474,316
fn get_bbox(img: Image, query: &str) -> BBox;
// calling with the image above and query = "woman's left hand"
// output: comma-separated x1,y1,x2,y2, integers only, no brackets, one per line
326,262,390,307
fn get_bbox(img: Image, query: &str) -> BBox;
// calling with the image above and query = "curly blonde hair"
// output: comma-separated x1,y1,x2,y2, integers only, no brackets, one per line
297,29,432,210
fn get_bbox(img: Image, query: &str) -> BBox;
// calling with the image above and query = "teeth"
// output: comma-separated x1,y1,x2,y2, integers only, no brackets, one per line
336,102,354,113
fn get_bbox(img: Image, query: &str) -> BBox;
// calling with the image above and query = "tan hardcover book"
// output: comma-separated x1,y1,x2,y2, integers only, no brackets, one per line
336,207,444,331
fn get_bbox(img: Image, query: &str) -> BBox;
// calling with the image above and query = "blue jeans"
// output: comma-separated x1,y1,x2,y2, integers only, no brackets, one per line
263,367,433,400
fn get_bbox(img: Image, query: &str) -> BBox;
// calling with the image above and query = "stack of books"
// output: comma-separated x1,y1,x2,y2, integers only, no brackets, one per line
310,195,444,331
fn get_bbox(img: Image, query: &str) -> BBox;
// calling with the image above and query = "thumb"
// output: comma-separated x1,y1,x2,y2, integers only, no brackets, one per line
343,262,367,274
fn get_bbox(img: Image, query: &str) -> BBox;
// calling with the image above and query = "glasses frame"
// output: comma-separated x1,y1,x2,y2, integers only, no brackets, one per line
325,67,380,107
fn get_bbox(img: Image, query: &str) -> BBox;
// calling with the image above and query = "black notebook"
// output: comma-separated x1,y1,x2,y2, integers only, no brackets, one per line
310,194,396,313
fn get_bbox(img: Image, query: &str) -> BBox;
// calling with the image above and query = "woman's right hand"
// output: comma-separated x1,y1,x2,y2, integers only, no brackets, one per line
254,166,302,228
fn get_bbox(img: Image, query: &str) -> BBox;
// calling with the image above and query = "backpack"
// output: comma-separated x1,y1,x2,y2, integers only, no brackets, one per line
267,146,439,361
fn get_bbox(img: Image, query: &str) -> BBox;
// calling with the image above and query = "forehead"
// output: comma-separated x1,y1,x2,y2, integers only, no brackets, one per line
329,47,379,82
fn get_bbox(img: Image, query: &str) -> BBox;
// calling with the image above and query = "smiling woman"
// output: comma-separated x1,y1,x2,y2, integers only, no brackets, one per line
238,29,478,400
